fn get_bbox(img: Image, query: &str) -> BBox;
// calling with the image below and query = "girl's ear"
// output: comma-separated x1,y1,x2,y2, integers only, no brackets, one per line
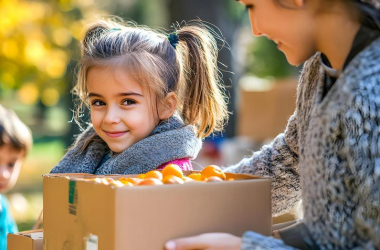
293,0,305,7
158,92,177,120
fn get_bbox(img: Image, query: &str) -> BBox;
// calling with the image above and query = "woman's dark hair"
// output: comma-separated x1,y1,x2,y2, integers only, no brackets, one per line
274,0,380,31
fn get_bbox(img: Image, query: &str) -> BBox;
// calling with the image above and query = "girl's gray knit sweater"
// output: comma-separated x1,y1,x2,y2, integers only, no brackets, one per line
225,37,380,249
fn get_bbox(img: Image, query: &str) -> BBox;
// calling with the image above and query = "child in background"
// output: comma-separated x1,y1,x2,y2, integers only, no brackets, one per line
0,104,33,249
51,18,228,175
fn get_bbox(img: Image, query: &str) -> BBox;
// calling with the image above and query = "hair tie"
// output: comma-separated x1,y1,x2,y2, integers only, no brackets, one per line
168,32,179,49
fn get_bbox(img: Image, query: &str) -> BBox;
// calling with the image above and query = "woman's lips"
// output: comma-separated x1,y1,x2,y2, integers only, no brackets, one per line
103,130,128,138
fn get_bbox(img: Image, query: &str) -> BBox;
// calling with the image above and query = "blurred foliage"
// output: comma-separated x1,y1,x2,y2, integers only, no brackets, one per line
0,0,104,106
0,0,106,231
245,37,298,79
224,0,247,22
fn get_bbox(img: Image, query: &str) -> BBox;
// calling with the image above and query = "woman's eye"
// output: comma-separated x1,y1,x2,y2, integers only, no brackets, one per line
91,100,105,106
7,163,15,168
122,99,136,106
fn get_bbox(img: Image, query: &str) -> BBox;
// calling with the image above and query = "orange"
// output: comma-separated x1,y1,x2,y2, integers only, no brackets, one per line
137,174,146,179
109,180,124,187
89,178,102,184
101,178,109,185
163,175,184,184
182,176,195,183
201,165,226,180
104,177,115,183
162,164,183,179
188,173,204,181
121,181,133,187
119,177,141,185
138,178,163,186
145,170,163,181
207,176,224,182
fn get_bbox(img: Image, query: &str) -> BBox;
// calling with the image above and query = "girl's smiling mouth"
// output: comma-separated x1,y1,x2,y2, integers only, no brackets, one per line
103,130,129,138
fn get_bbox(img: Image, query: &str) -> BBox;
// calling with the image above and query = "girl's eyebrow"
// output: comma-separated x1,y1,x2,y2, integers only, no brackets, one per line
118,92,143,97
88,92,143,97
88,93,102,98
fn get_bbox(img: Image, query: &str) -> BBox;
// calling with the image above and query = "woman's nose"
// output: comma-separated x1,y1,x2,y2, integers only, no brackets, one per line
252,28,262,36
252,24,262,37
249,15,263,37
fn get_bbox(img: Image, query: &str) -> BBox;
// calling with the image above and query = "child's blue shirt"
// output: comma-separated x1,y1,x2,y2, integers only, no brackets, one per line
0,194,18,250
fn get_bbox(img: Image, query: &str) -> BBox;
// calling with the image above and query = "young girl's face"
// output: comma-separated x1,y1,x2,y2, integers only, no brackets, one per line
240,0,318,66
87,65,162,153
0,145,23,193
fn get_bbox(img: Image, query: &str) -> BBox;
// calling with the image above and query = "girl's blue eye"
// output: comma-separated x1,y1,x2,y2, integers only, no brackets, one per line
123,99,136,106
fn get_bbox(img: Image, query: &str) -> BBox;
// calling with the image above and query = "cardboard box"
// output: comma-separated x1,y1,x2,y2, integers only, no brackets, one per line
7,229,43,250
237,76,298,142
43,172,271,250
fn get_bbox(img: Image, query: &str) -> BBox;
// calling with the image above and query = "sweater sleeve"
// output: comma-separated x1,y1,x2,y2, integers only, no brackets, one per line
224,112,300,215
242,231,296,250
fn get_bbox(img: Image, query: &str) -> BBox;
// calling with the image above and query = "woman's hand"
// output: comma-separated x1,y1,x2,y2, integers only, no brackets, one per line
164,233,242,250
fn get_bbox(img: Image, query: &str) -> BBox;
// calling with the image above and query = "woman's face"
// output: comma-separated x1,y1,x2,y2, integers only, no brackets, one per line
239,0,318,66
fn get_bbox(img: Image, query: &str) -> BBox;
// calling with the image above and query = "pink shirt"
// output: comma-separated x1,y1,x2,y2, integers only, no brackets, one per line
156,158,193,171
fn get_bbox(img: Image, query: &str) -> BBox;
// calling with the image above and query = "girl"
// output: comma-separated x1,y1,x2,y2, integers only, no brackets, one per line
51,19,228,175
165,0,380,249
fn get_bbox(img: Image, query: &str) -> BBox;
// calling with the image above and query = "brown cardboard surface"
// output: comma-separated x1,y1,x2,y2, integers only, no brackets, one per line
7,229,43,250
44,173,271,250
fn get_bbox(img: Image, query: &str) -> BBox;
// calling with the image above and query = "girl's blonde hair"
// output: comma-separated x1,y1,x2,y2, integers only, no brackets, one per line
73,18,228,139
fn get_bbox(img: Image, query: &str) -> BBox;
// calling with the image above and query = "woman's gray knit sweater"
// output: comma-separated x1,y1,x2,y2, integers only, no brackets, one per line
225,37,380,249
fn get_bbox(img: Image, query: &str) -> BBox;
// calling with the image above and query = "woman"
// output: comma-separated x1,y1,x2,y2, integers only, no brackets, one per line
165,0,380,249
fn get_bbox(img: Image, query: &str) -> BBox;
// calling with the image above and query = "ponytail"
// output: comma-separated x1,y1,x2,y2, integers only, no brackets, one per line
175,23,229,138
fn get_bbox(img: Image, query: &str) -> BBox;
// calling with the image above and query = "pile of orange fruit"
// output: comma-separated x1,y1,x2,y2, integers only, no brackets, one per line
86,164,233,187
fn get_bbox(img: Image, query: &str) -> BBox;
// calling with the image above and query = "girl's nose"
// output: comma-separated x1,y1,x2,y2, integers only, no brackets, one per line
0,166,10,180
103,106,121,124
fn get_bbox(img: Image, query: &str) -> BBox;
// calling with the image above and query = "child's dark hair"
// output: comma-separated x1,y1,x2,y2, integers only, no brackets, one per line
73,18,228,139
0,105,33,155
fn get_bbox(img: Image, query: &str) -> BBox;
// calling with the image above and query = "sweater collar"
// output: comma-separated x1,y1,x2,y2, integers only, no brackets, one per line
320,25,380,78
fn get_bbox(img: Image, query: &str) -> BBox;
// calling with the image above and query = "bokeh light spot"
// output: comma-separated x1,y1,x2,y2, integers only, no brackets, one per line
17,83,39,105
41,88,60,106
